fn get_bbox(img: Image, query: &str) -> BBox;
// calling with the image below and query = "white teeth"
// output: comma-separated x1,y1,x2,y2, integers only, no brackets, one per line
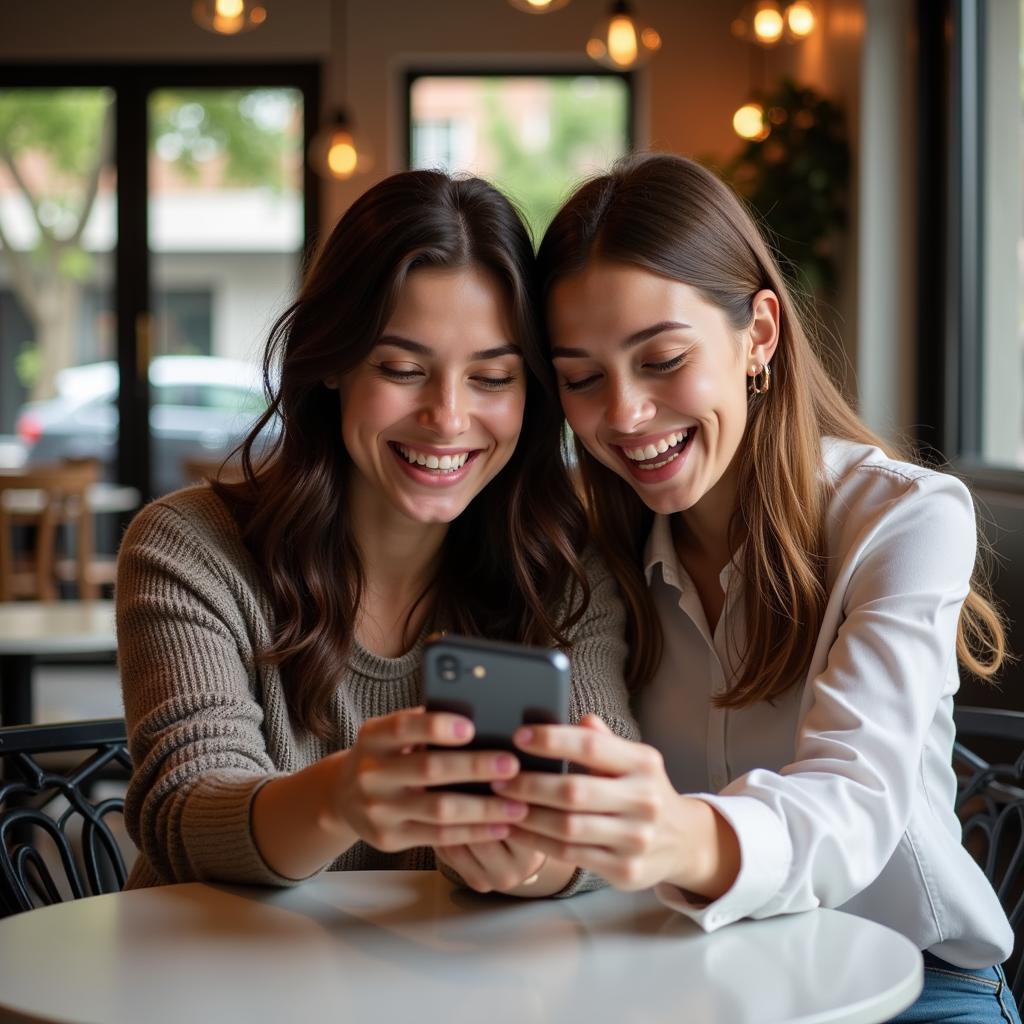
396,445,470,472
622,429,690,462
638,451,682,471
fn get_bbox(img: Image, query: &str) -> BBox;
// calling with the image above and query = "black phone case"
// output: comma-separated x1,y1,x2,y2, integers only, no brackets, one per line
422,634,570,795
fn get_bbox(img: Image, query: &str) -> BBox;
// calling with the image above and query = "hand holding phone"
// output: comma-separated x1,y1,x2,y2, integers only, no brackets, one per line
423,634,571,794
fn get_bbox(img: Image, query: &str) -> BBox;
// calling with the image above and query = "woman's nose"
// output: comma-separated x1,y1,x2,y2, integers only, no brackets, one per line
604,379,656,434
417,381,470,437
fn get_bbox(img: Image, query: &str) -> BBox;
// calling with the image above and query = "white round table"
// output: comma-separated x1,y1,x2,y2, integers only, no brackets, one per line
0,871,922,1024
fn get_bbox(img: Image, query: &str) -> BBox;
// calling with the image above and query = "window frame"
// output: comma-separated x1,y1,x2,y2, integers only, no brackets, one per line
916,0,1024,492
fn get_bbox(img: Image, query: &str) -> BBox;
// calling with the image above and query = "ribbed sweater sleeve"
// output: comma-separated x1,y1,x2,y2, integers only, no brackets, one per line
117,493,298,887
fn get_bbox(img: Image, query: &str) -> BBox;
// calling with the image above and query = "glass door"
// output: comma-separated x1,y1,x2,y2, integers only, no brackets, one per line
148,86,305,495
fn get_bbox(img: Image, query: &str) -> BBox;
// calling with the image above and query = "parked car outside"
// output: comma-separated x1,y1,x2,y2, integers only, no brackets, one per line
15,356,274,495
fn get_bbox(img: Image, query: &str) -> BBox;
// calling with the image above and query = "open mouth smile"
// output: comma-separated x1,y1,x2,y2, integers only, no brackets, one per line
388,441,482,485
613,428,696,482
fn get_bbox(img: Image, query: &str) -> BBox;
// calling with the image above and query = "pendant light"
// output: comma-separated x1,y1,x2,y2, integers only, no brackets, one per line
586,0,661,71
507,0,571,11
192,0,268,35
731,1,816,46
309,0,371,180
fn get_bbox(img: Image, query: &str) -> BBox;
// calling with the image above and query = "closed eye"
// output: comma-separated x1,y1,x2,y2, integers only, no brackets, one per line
376,364,423,381
474,375,516,390
561,373,602,393
645,354,686,373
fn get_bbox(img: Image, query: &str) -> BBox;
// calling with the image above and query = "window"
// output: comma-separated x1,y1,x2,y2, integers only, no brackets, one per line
919,0,1024,476
0,66,317,499
407,72,632,241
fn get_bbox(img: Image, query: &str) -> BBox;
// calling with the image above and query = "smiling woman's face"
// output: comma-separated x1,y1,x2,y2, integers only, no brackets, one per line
331,264,526,526
549,259,778,517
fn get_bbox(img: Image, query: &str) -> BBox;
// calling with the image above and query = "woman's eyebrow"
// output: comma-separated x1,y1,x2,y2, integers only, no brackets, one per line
551,320,692,359
375,335,521,360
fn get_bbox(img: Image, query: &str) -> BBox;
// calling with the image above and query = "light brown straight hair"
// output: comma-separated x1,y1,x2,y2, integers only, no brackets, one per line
537,153,1006,704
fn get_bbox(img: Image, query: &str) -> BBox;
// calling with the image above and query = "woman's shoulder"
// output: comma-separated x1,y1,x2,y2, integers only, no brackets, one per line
822,436,971,507
119,483,258,587
123,482,240,545
820,437,975,553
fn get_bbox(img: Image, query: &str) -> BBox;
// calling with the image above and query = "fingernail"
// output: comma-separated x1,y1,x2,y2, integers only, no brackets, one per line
515,728,534,745
489,824,510,838
504,801,527,819
496,754,516,774
453,719,471,738
491,780,509,792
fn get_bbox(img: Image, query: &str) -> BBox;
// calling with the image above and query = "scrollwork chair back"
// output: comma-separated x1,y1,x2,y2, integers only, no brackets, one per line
954,706,1024,1006
0,718,132,914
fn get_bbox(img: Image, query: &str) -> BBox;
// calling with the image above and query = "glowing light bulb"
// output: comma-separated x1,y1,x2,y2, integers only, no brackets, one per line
785,1,815,37
327,133,358,178
733,102,769,141
753,5,784,44
507,0,571,12
607,15,639,66
192,0,268,35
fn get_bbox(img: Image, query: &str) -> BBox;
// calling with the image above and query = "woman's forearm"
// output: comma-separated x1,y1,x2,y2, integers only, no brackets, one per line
250,750,360,881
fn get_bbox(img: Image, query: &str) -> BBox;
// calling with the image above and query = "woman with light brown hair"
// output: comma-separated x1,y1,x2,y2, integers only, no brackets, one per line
493,153,1018,1021
116,169,636,900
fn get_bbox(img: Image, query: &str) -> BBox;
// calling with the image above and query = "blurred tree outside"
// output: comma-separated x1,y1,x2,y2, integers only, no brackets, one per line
0,88,296,402
483,77,629,243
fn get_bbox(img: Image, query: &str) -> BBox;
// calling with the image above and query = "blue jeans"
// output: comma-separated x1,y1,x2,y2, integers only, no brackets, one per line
888,952,1021,1023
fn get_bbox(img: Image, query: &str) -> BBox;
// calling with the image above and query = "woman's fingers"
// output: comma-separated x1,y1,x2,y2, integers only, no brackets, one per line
514,804,653,854
402,789,529,827
359,707,475,753
512,724,663,777
492,770,636,813
383,749,521,788
506,827,649,891
433,843,495,893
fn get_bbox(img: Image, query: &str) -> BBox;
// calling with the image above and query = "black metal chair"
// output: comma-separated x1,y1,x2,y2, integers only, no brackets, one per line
953,705,1024,1005
0,717,131,915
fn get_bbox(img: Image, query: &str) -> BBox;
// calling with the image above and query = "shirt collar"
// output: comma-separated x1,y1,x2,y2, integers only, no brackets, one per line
643,513,742,590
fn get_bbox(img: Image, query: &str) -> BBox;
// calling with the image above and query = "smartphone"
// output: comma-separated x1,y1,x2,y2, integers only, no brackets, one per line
422,633,570,794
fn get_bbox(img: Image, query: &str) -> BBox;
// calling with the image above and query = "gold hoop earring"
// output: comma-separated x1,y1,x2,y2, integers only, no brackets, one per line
748,362,771,395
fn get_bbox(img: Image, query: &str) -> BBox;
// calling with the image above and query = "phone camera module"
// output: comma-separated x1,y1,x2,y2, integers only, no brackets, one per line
438,654,460,682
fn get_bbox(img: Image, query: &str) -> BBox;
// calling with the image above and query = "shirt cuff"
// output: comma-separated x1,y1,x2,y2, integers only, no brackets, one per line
654,793,791,931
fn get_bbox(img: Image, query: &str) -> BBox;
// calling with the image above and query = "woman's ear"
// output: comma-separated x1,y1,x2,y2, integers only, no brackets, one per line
745,289,781,371
324,375,339,390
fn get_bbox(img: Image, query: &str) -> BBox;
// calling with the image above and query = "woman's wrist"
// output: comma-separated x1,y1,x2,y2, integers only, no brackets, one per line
664,796,741,901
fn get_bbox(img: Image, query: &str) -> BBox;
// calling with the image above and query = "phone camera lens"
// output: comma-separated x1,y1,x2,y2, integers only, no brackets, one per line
438,655,459,682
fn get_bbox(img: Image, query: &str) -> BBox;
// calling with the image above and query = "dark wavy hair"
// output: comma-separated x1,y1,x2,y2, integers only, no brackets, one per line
537,153,1006,701
214,170,590,740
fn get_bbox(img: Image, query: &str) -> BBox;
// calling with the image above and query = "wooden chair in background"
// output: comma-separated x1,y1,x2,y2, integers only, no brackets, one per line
181,456,245,485
0,461,101,602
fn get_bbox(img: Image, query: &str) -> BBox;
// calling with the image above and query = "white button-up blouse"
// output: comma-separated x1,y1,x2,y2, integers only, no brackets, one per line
641,437,1013,968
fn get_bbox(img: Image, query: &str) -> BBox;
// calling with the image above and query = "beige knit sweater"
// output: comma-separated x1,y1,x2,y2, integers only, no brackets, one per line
116,484,638,894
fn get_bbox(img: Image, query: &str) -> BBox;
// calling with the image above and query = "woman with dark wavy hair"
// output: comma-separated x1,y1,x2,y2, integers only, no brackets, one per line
493,154,1018,1022
116,169,636,899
